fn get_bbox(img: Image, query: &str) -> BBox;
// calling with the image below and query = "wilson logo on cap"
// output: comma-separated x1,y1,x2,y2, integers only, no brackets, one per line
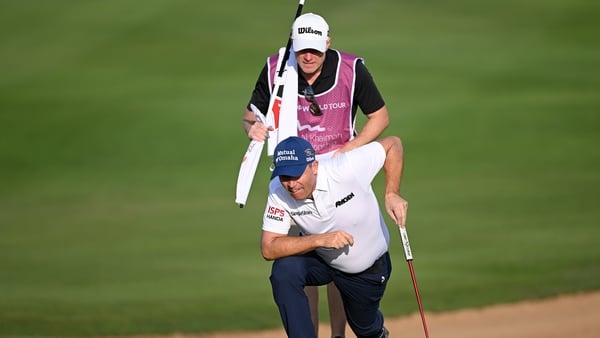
297,27,323,36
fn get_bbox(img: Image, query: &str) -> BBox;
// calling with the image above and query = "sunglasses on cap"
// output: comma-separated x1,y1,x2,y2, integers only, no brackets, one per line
303,86,323,116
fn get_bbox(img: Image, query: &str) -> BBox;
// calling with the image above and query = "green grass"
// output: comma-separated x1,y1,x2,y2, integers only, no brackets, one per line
1,0,600,336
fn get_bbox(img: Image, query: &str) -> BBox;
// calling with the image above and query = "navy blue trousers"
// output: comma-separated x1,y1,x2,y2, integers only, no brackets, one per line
269,251,391,338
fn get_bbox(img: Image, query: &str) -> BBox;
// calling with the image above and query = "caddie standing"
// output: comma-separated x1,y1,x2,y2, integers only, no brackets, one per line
242,13,392,337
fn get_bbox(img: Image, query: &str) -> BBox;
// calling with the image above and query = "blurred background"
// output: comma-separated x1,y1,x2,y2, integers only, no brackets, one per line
1,0,599,336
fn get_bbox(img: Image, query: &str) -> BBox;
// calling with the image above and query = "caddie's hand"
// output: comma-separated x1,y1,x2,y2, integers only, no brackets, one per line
319,230,354,249
247,121,273,142
332,141,358,158
385,193,408,227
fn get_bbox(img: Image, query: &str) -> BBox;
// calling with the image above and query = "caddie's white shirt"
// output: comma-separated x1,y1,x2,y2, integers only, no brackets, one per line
262,142,390,273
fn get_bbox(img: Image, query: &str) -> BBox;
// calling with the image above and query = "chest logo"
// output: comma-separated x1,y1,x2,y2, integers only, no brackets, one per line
335,192,355,208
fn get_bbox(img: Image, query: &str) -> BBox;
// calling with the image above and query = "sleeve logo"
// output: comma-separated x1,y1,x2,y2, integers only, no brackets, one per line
267,206,285,222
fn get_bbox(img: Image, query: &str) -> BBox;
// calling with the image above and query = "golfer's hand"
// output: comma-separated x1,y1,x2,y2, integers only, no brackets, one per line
385,193,408,227
247,121,273,142
319,231,354,249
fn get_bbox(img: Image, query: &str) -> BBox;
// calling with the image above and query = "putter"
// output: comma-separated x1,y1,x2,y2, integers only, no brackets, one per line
398,224,430,338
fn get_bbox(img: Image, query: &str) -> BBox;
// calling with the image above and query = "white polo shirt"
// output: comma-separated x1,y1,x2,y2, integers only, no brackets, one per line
262,142,390,273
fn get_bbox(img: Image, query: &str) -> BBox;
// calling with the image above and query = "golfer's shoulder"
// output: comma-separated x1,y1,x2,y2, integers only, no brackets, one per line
336,143,385,171
320,155,356,179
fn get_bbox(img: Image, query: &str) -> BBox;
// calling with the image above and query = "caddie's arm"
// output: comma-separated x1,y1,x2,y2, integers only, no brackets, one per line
242,108,272,141
333,106,390,156
377,136,408,227
261,230,354,261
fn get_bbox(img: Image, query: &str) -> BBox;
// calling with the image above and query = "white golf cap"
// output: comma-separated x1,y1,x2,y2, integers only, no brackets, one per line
291,13,329,52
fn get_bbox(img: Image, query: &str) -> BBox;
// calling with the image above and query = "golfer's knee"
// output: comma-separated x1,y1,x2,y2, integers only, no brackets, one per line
270,257,305,286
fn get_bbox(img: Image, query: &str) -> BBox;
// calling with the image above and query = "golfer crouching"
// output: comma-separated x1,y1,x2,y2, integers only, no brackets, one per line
260,136,408,338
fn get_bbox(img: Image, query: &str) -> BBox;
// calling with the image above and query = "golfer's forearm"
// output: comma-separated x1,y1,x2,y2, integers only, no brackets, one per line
261,235,319,261
381,136,404,196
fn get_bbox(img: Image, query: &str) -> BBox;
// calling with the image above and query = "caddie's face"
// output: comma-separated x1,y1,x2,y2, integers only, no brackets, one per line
295,38,331,78
279,162,318,200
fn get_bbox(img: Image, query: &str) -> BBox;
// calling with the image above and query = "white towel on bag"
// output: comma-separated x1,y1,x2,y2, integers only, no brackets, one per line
235,48,298,207
234,105,267,207
266,47,298,156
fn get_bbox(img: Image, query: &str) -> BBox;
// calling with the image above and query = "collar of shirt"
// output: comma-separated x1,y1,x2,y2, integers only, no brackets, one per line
314,162,329,193
309,163,333,221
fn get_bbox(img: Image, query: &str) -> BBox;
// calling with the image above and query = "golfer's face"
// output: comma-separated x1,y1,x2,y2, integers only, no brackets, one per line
279,162,318,200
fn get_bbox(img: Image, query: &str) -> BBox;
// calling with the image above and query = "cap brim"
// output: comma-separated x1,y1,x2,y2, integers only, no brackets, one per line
293,39,327,53
271,163,308,179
